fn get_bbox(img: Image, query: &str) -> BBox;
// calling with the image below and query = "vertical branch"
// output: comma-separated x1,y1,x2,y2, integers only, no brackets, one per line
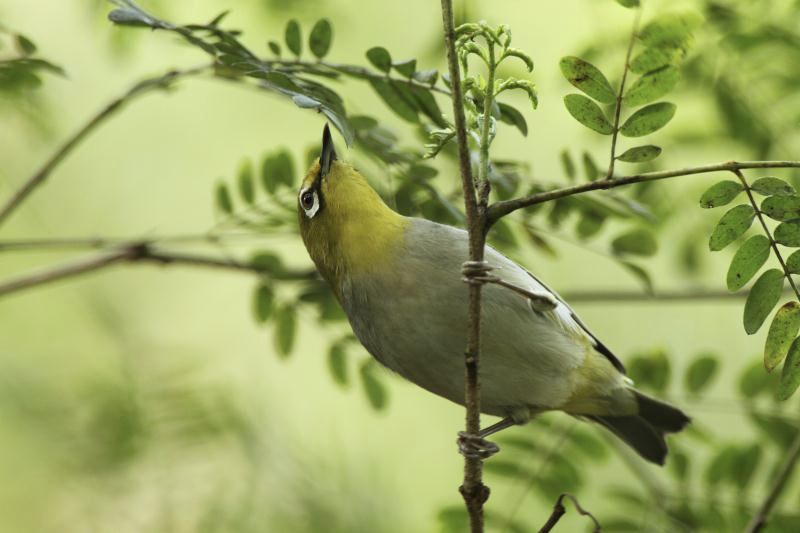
606,8,642,179
439,1,490,531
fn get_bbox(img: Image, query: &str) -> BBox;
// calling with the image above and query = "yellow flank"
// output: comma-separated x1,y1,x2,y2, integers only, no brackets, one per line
299,160,409,297
561,345,636,416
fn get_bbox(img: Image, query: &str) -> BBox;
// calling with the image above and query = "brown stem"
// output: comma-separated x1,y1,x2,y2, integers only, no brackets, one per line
538,494,601,533
606,8,642,179
487,160,800,225
745,430,800,533
439,1,489,531
0,65,210,228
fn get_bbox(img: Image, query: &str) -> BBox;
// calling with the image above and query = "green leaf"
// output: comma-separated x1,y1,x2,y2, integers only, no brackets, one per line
308,19,332,59
366,46,392,73
107,7,154,27
616,0,640,7
560,149,576,181
498,102,527,136
412,69,438,85
639,14,698,49
558,56,616,104
727,235,770,291
582,151,600,181
616,145,662,163
761,196,800,221
328,344,348,386
743,269,784,334
274,305,297,357
699,180,743,209
787,250,800,274
620,261,654,294
630,47,686,74
408,85,446,127
237,160,255,204
261,150,295,194
774,221,800,247
764,302,800,372
734,445,762,487
611,228,658,256
392,59,416,78
619,102,676,137
563,94,613,134
705,445,739,487
750,177,795,197
253,284,274,323
360,360,388,410
778,337,800,400
627,349,670,392
685,354,718,394
250,252,286,275
740,361,771,398
284,19,302,56
15,34,36,56
267,40,281,56
622,66,680,107
215,182,233,214
576,211,605,239
369,79,418,122
708,204,755,251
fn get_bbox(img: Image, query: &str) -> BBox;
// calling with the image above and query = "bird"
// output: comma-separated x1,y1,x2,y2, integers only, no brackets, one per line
298,124,689,465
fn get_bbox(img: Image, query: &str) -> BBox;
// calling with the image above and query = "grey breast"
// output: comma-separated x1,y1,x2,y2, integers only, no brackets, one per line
340,218,586,416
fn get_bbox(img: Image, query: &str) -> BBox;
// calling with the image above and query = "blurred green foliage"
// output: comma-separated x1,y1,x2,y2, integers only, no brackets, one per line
3,0,800,532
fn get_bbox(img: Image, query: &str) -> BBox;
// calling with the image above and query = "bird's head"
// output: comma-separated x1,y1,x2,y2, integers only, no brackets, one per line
298,124,407,293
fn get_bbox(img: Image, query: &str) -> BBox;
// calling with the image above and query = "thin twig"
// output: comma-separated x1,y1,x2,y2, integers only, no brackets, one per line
0,244,316,298
745,431,800,533
0,248,138,297
0,65,210,227
487,160,800,225
439,1,490,531
538,493,601,533
560,287,797,303
606,8,642,179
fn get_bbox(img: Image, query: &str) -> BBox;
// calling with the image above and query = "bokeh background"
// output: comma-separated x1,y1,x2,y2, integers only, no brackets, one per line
2,0,800,531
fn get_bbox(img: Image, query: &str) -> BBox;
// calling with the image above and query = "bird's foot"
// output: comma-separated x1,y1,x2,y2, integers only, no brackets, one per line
457,431,500,459
461,260,499,285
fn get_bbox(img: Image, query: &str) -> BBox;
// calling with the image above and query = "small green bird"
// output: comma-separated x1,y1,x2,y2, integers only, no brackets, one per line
298,125,689,465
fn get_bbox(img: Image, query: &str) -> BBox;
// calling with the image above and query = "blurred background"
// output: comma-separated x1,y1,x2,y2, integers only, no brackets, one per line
2,0,800,531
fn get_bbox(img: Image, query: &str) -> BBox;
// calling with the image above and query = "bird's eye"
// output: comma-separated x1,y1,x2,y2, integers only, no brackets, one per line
301,191,314,209
299,189,320,218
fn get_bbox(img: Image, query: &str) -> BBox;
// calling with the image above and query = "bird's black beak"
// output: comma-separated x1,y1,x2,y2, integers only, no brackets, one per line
320,123,337,177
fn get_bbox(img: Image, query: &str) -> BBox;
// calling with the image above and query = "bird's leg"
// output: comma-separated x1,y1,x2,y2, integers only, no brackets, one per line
457,417,517,459
461,261,557,311
479,416,517,438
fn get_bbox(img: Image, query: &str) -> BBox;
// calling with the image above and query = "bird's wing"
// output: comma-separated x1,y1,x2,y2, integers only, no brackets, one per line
486,246,627,375
520,267,627,374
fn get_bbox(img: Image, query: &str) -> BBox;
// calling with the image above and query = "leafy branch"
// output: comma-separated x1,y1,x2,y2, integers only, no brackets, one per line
700,169,800,400
487,160,800,225
605,7,642,178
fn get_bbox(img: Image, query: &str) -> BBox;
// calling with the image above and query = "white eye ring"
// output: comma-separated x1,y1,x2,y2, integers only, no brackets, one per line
299,188,320,218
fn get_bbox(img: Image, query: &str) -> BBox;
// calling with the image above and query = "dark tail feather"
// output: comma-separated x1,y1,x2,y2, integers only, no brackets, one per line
588,391,690,466
634,390,691,433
